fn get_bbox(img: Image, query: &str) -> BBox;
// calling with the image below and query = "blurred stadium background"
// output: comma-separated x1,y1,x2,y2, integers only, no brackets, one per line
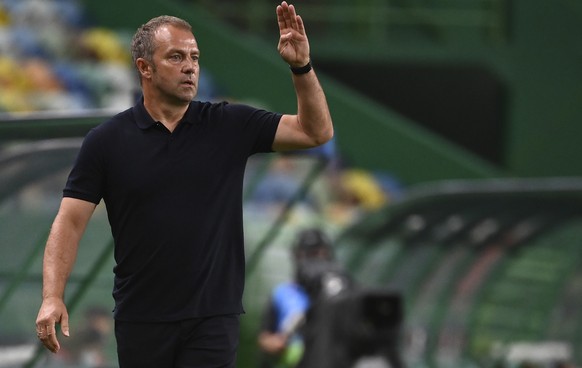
1,0,581,367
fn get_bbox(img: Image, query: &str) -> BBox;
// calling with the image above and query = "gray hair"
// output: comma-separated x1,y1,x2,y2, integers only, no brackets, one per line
131,15,193,77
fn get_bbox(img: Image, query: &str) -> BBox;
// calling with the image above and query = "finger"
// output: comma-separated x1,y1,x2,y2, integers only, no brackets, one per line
41,337,59,354
296,15,306,35
276,5,286,33
35,325,44,339
288,4,299,30
47,324,60,353
47,334,60,353
36,323,49,338
47,323,56,336
281,2,293,30
37,325,58,353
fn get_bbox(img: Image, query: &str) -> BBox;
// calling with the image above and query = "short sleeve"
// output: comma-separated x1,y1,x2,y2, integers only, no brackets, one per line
63,127,106,204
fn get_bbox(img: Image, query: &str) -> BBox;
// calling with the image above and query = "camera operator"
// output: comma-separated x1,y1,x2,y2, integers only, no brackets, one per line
257,228,403,368
257,228,351,368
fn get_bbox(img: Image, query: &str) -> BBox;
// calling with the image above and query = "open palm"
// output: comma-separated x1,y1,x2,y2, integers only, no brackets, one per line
277,1,310,67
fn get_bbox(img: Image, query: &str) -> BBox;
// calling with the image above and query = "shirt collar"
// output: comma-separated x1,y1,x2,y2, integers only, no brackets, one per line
133,97,197,130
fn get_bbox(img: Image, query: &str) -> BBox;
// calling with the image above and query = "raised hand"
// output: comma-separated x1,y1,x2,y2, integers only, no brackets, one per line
276,1,310,67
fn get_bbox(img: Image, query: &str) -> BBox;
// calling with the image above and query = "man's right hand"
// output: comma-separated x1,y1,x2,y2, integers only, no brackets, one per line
35,297,70,353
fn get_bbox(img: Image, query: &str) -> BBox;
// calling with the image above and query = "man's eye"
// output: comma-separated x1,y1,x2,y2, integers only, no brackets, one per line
170,55,182,62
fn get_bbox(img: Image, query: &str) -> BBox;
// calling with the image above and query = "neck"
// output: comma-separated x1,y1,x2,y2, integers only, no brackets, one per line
143,94,189,132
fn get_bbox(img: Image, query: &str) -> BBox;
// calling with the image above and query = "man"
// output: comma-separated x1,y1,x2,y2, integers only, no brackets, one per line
35,2,332,367
257,228,349,368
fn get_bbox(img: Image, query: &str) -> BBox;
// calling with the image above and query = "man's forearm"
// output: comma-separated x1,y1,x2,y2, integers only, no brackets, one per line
292,69,333,145
273,2,333,151
42,220,81,300
41,198,95,300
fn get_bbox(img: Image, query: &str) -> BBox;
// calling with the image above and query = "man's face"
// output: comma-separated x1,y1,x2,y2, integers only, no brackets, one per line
147,25,200,104
296,247,332,261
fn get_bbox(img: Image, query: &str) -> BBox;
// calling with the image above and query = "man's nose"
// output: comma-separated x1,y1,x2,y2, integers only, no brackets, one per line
182,57,197,74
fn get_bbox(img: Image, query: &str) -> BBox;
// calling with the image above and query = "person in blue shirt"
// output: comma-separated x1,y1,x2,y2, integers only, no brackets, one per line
257,228,337,368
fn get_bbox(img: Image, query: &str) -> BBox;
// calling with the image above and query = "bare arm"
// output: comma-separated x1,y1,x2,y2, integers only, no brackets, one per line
272,1,333,152
36,197,96,353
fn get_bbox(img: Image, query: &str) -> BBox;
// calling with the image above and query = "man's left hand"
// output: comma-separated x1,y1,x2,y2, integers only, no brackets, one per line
276,1,310,67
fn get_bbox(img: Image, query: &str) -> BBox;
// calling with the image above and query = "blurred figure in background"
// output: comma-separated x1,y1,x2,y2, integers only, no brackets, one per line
257,228,348,368
65,307,112,367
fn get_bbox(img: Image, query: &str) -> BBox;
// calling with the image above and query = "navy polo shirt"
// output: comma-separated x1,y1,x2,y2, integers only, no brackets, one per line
64,99,281,322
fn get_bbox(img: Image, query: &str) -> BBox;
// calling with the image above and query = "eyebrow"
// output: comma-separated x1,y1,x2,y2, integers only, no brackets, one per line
166,47,200,55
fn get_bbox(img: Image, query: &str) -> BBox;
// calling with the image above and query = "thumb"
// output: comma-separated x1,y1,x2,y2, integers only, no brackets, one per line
280,32,293,42
60,313,70,337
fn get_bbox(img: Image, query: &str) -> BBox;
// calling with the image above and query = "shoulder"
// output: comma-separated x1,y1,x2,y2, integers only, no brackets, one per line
81,107,133,150
195,100,247,116
194,100,277,118
88,107,133,136
94,106,132,130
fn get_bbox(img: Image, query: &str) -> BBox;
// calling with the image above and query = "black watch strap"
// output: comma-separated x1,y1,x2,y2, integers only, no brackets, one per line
290,60,312,75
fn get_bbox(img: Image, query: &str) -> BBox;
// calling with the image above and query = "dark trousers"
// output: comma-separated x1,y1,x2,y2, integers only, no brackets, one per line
115,314,240,368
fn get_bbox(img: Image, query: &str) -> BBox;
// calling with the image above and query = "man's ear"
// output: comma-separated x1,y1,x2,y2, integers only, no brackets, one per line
136,58,152,80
